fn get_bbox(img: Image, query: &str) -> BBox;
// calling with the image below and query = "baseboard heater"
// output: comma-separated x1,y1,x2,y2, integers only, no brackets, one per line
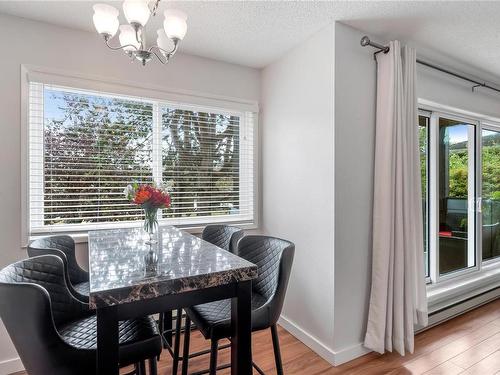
420,287,500,332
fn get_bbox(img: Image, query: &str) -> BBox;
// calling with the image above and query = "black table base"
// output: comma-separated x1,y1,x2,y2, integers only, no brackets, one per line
96,280,253,375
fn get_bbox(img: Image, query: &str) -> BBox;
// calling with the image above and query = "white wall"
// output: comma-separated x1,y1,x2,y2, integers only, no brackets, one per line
260,24,336,361
0,13,260,373
332,22,376,363
331,21,500,364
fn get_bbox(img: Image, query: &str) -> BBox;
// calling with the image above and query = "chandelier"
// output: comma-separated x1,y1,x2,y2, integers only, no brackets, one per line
92,0,187,66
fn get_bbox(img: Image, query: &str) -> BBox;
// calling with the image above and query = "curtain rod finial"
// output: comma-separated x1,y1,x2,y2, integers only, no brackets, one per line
360,36,370,46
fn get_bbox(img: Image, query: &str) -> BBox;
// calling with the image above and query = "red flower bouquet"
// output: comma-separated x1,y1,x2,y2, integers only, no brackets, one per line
125,183,171,243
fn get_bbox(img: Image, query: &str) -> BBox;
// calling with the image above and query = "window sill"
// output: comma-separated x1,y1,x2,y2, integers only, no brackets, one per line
27,221,259,246
427,261,500,313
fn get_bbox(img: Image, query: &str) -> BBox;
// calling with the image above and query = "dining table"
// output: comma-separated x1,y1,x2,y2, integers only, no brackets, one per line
88,225,258,375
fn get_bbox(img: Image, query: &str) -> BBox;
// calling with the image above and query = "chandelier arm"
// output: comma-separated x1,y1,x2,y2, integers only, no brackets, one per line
151,49,168,65
149,0,161,16
148,40,179,58
104,37,139,52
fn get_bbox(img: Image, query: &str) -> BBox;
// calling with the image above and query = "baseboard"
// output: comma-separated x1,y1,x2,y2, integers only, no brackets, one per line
278,314,337,365
331,342,372,365
278,314,371,366
0,357,23,374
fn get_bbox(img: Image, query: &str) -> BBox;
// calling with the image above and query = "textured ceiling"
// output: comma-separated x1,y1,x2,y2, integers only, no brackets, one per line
1,1,500,77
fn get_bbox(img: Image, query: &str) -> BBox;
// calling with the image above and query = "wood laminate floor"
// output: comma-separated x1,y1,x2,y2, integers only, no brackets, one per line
13,298,500,375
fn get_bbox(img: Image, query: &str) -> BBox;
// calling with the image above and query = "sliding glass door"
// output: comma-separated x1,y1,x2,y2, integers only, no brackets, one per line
436,116,476,276
421,108,500,284
481,127,500,261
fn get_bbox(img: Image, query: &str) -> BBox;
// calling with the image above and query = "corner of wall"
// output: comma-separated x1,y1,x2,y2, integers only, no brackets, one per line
332,21,377,358
260,20,336,355
278,314,371,366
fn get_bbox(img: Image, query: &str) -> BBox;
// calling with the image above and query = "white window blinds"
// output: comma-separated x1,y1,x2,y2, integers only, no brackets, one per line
28,82,256,233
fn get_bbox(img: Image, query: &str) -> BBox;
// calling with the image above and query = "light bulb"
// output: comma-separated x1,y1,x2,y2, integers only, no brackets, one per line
123,0,151,27
92,4,119,37
156,29,174,52
119,25,141,52
163,9,188,40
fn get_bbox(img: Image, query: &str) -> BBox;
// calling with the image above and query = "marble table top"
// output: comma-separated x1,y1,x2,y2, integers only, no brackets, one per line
88,226,257,309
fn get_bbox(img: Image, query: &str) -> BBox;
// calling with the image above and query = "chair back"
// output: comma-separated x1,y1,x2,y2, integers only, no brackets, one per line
237,235,295,325
202,225,244,253
28,235,88,284
0,256,89,375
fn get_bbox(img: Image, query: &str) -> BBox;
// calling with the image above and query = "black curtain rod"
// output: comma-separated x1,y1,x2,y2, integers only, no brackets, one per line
360,36,500,94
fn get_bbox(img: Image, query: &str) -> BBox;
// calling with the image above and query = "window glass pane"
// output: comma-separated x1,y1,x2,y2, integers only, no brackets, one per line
482,128,500,260
438,117,475,275
42,87,153,225
419,115,430,277
161,108,241,219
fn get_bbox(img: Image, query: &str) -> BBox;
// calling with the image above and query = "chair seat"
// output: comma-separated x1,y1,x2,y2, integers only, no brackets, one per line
185,292,268,341
73,281,90,296
59,315,162,366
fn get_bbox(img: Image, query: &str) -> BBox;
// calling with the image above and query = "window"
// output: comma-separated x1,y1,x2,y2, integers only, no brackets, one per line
28,81,257,234
419,106,500,285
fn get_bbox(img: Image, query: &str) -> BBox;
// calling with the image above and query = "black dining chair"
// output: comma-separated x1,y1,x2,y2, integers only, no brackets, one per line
175,235,295,375
166,224,245,374
202,224,245,253
28,235,89,302
0,255,162,375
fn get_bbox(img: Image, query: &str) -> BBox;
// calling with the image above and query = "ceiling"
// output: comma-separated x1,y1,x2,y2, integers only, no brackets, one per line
1,1,500,77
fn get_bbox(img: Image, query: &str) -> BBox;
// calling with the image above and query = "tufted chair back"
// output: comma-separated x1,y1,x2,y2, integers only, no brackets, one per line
0,255,90,375
0,255,89,327
202,225,244,253
28,235,88,285
237,235,295,325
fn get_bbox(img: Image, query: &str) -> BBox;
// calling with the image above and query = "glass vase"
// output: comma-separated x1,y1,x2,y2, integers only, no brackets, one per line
144,244,158,277
143,207,158,245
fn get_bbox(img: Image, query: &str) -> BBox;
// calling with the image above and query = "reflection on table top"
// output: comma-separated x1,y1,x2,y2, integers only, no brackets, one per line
88,226,257,308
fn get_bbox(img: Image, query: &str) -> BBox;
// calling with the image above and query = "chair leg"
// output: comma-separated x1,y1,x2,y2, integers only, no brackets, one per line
159,312,164,338
172,308,183,374
158,313,165,360
181,315,191,375
164,310,173,347
138,360,146,375
271,325,284,375
149,357,158,375
209,339,219,375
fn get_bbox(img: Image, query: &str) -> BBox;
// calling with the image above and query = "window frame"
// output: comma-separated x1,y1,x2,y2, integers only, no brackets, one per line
430,110,479,283
21,65,260,245
419,99,500,290
418,109,431,281
480,122,500,267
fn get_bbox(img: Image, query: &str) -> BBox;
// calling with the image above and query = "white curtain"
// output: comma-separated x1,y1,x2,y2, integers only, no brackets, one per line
364,41,428,356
